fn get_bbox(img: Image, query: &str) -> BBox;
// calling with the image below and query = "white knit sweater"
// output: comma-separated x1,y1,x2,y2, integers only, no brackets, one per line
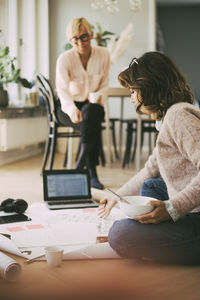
117,102,200,220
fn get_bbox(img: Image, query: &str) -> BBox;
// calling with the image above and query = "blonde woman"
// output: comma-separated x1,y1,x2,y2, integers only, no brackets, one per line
99,51,200,264
56,17,110,189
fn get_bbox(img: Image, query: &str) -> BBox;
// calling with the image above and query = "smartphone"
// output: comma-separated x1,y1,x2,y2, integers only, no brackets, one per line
0,214,31,224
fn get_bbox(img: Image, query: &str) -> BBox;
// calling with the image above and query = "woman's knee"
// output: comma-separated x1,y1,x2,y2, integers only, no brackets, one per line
140,178,168,200
81,103,104,121
141,178,164,189
108,219,142,257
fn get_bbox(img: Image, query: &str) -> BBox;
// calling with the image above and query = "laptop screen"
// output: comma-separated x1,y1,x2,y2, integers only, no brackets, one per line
43,170,91,201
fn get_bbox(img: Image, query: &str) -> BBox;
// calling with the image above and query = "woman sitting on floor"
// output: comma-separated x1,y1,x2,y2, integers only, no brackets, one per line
99,51,200,265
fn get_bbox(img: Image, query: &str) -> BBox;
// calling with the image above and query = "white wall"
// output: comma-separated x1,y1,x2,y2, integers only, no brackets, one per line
0,0,9,46
0,0,156,158
19,0,49,81
1,0,155,115
49,0,155,122
49,0,156,152
0,0,49,105
49,0,156,88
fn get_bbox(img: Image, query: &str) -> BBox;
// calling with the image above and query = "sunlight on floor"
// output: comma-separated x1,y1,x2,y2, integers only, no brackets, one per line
0,152,147,205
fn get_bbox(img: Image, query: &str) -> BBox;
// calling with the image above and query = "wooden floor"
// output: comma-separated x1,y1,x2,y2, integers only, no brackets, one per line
1,154,200,300
0,153,139,204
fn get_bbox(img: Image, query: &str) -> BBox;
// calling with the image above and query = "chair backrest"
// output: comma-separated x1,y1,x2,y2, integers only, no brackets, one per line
38,85,53,124
36,73,59,123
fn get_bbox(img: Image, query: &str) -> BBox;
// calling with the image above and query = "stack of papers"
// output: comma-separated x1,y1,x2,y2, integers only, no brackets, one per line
0,203,125,261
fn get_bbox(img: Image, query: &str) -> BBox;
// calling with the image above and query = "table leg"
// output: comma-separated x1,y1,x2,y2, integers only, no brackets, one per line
119,96,124,158
135,115,142,172
104,97,111,166
67,128,73,169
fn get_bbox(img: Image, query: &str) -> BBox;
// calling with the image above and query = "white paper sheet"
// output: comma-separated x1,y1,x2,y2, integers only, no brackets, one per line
62,242,120,260
0,234,26,258
0,203,125,260
0,251,22,281
0,205,125,248
0,221,97,248
23,242,120,262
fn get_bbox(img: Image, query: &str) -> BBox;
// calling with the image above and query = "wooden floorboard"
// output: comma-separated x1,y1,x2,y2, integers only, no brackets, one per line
0,153,200,300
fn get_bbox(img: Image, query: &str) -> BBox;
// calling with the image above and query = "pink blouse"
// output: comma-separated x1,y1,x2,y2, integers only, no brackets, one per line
56,46,110,119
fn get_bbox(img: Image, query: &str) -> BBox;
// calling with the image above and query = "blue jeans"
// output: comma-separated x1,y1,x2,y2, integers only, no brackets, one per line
108,178,200,264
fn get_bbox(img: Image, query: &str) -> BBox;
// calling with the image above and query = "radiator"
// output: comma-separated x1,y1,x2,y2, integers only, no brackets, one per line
0,117,48,151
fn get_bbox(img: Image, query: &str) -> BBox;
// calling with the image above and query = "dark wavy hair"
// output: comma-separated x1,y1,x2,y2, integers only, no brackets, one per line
118,51,194,120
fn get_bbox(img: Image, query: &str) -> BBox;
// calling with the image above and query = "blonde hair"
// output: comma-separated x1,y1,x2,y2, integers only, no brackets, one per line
66,17,93,41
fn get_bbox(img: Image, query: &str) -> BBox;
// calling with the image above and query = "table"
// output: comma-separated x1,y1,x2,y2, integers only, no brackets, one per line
104,88,130,166
105,88,142,171
0,106,46,119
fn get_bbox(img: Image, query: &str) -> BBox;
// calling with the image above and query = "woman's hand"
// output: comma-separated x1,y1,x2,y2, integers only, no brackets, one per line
98,197,117,218
71,108,82,123
133,200,171,224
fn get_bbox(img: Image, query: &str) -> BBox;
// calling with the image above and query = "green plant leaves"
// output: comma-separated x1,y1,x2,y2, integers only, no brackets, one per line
93,23,115,47
64,43,73,51
18,77,35,89
0,46,34,89
101,31,115,37
0,46,21,88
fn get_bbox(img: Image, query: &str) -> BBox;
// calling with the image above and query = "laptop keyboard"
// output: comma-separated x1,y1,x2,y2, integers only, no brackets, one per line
48,199,94,205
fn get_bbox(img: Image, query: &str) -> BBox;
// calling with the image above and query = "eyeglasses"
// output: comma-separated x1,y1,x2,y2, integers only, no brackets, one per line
129,57,139,68
71,33,90,44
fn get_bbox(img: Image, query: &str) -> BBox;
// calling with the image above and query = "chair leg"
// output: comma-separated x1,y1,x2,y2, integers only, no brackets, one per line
99,133,106,167
122,123,133,168
75,140,81,162
141,127,145,151
148,131,152,154
131,131,137,163
48,126,57,170
64,139,81,168
111,120,119,160
40,133,51,175
63,136,79,168
63,138,69,168
100,147,106,166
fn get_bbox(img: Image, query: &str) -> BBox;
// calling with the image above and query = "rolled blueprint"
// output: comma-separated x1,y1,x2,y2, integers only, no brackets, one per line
0,251,22,281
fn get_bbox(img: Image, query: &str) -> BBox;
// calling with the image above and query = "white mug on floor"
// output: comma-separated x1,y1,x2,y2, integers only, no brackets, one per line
45,246,63,267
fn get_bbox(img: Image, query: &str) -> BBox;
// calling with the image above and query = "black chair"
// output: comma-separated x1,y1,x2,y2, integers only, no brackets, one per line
37,73,114,171
101,117,120,161
121,118,157,168
141,119,158,155
37,73,81,173
121,119,137,168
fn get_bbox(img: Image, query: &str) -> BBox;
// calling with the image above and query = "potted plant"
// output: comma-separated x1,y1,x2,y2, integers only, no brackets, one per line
0,46,35,107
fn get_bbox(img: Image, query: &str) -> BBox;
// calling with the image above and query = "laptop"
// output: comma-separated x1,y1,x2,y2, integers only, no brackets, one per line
43,169,98,210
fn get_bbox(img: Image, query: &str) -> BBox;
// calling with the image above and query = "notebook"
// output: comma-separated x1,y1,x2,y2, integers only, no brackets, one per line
43,169,98,210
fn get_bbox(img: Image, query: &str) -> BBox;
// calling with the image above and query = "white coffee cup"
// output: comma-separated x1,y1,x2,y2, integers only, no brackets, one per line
44,246,63,267
89,92,101,104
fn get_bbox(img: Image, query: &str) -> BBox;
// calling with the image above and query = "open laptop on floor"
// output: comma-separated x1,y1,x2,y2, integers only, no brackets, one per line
43,169,98,210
